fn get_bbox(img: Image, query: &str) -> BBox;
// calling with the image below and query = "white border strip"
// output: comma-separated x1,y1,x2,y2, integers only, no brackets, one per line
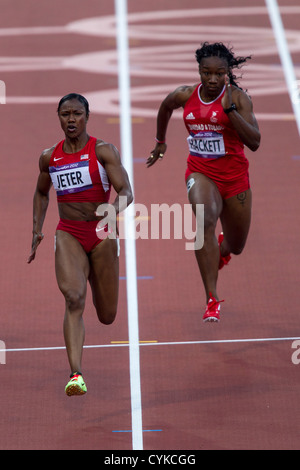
114,0,143,451
265,0,300,135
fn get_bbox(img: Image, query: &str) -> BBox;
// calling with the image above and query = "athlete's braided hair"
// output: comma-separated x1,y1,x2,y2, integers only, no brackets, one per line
195,42,251,89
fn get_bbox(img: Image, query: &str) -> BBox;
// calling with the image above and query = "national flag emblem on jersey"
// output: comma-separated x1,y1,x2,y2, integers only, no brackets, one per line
80,154,89,160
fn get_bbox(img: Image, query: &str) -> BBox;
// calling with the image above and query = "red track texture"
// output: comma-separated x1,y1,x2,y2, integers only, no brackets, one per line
0,0,300,450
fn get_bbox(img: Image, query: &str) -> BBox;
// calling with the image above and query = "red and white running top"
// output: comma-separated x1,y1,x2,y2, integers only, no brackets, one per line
49,136,111,203
183,83,249,183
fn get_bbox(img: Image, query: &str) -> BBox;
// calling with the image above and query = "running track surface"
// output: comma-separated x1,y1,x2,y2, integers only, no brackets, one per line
0,0,300,450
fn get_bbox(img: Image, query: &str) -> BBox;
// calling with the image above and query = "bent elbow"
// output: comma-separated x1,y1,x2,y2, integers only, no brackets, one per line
248,134,261,152
250,142,260,152
127,191,134,207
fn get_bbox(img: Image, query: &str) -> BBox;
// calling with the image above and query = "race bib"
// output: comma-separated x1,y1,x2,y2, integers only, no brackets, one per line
187,131,225,159
49,161,92,196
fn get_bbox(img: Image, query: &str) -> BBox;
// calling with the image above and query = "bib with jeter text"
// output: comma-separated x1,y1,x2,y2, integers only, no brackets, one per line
49,161,92,196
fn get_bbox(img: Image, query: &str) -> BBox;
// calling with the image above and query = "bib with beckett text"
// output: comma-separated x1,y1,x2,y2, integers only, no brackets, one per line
187,131,225,159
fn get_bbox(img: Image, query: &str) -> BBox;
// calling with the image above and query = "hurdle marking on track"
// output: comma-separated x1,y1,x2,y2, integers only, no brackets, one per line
111,341,158,345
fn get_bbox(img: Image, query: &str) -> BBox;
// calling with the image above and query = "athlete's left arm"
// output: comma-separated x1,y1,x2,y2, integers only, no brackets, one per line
96,142,133,214
232,89,261,151
222,79,261,152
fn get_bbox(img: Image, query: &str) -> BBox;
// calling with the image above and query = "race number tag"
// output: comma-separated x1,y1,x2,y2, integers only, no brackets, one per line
49,161,92,196
187,131,225,159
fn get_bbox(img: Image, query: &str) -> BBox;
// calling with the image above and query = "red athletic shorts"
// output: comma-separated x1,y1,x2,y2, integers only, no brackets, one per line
56,219,108,253
185,167,250,200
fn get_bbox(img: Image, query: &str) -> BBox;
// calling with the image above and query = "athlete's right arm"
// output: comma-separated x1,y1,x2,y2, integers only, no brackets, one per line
28,149,53,263
147,85,195,167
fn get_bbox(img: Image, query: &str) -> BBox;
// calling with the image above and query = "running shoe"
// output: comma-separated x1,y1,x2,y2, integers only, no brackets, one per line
218,232,231,270
65,373,87,397
203,293,224,323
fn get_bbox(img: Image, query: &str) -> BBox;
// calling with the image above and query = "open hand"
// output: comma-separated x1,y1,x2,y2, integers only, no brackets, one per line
146,143,167,168
27,232,44,263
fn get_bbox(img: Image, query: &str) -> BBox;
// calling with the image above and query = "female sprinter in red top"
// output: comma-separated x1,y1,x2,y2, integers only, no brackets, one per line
28,93,133,396
147,42,261,322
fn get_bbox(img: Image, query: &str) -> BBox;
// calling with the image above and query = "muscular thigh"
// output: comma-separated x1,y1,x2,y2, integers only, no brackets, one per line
187,172,223,224
88,237,119,319
220,189,252,253
55,230,90,297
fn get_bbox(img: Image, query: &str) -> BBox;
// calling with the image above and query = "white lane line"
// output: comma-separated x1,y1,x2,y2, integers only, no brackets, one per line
114,0,144,451
141,336,300,347
265,0,300,135
2,335,300,353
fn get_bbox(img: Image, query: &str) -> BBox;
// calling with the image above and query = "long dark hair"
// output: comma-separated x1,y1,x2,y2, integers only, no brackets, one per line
195,42,251,89
57,93,90,117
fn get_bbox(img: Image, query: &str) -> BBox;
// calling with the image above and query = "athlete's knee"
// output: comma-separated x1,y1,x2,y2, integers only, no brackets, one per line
230,245,245,256
227,239,246,256
203,210,218,234
223,230,248,256
96,307,117,325
64,289,86,313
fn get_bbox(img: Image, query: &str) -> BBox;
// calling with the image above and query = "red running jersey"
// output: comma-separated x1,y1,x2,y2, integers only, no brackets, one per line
49,136,111,203
183,84,249,184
